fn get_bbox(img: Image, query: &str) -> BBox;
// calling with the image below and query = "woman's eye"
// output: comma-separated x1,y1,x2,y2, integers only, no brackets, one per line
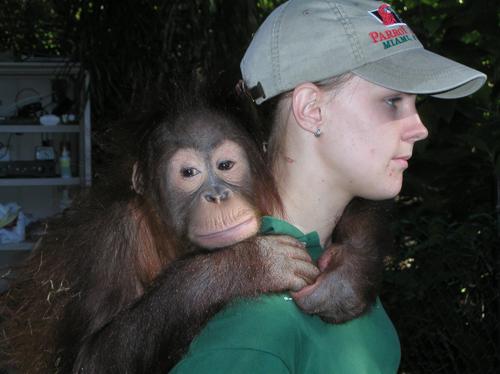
218,160,235,171
385,97,402,108
181,167,200,178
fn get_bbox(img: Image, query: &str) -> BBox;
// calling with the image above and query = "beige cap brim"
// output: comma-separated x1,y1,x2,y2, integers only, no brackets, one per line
352,47,487,99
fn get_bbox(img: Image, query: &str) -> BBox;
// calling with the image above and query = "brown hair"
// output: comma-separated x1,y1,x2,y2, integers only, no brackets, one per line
261,73,354,171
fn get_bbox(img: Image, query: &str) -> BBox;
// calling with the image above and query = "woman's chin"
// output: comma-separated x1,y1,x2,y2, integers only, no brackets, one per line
374,175,403,199
361,184,402,201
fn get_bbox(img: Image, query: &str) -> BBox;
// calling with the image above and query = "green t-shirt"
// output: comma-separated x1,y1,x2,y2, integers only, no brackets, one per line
171,216,400,373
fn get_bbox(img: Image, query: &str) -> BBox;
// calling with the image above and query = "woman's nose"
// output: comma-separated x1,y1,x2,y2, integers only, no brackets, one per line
402,113,428,143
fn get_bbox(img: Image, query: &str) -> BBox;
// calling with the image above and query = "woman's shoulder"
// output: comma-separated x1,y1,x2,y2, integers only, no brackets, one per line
170,295,303,373
194,294,304,347
173,297,401,374
177,294,304,364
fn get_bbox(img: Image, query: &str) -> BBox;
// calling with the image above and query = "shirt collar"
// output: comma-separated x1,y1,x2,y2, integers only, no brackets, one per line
260,215,321,248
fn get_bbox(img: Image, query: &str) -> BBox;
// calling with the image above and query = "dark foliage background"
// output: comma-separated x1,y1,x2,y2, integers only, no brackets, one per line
0,0,498,373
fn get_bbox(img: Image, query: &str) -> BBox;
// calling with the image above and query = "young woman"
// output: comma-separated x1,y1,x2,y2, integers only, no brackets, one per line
171,1,486,372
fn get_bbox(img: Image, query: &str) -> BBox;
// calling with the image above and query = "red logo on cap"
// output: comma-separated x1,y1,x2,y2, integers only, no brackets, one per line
378,4,397,25
369,3,405,26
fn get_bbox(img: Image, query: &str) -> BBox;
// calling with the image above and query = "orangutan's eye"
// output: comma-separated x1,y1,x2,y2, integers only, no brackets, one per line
218,160,235,171
181,167,200,178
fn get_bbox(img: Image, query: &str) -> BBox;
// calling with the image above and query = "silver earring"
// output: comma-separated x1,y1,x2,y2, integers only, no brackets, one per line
314,128,321,138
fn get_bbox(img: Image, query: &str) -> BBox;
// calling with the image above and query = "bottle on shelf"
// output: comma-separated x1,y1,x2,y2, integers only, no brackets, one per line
59,144,71,178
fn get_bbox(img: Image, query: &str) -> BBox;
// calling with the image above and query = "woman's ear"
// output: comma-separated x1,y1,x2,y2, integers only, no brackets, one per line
291,83,324,135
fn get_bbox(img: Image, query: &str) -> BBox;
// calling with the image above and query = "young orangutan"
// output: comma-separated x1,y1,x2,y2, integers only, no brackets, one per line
0,102,390,373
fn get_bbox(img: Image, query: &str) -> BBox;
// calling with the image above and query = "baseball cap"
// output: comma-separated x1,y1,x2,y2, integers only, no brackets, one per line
241,0,487,104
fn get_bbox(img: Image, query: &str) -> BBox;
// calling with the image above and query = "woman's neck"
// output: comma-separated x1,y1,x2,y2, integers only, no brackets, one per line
273,152,352,248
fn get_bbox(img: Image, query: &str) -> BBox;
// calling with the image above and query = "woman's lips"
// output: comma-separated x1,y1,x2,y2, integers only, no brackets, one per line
392,158,408,168
392,155,410,169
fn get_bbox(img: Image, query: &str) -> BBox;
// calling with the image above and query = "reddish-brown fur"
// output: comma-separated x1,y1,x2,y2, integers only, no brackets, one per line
0,104,284,373
0,101,389,373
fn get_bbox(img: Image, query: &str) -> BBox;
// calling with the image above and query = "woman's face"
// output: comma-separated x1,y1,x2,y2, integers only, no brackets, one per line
319,75,428,200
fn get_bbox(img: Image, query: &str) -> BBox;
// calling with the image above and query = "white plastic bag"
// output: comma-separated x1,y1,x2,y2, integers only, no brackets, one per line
0,203,26,244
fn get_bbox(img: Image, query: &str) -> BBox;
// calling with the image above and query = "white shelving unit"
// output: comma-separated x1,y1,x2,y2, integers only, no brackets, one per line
0,124,80,133
0,241,34,251
0,61,91,254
